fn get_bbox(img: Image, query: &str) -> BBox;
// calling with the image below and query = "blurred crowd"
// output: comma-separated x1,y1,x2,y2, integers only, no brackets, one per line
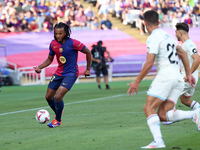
0,0,102,32
93,0,200,34
0,0,200,33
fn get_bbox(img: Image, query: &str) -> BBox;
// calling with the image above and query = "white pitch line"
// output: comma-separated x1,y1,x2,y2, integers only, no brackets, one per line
0,91,146,116
66,111,144,117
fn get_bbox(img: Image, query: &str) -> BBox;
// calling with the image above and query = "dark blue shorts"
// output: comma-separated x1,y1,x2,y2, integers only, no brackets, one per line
48,74,77,90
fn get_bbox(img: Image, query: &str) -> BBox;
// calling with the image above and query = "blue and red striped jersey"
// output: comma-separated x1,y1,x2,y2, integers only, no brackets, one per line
49,38,85,77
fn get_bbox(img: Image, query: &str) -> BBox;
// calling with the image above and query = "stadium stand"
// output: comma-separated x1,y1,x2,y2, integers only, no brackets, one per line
0,0,200,85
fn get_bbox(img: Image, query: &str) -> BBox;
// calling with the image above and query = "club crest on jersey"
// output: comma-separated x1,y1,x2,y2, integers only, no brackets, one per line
192,48,197,54
59,48,63,53
59,56,66,64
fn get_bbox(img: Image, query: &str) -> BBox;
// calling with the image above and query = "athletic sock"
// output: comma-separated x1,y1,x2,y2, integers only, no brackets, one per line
167,109,193,122
147,114,163,143
47,97,56,113
190,100,200,110
55,100,64,122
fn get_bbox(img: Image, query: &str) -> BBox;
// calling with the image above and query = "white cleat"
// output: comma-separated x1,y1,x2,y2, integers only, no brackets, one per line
192,108,200,131
162,121,173,125
141,141,166,149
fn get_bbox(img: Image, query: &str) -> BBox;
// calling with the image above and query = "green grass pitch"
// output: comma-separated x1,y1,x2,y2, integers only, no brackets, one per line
0,79,200,150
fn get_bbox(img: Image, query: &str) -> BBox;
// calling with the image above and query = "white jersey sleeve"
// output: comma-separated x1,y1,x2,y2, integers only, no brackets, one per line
180,39,199,77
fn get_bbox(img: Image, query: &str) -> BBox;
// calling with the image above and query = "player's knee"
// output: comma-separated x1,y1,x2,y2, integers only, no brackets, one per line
143,103,153,113
45,95,52,101
54,95,63,102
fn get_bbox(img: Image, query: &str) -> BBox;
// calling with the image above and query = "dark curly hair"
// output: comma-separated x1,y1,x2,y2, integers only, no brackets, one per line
54,22,71,41
175,22,189,33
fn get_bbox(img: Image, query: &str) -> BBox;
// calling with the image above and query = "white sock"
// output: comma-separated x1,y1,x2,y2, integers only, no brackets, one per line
190,100,200,110
167,109,193,122
147,114,163,143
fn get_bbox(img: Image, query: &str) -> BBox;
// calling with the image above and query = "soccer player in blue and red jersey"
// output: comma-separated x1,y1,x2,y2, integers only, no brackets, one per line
34,22,91,128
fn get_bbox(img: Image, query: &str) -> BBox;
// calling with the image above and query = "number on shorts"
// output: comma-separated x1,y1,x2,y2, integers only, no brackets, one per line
50,75,55,82
167,43,178,64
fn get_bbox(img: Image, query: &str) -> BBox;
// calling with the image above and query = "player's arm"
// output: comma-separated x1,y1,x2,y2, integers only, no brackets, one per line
127,53,155,95
33,55,54,74
191,53,200,74
176,45,195,87
176,45,191,75
81,47,91,77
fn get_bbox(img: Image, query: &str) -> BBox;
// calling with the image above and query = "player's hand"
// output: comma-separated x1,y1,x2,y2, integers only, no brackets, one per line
84,69,90,78
127,81,139,96
33,66,41,74
183,76,187,82
186,74,196,88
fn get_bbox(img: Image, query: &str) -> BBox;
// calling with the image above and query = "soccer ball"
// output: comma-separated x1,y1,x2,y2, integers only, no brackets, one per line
36,109,50,124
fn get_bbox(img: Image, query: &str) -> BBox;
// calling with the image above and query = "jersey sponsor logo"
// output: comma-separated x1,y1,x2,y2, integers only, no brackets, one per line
53,46,57,48
63,83,68,85
59,56,66,64
59,48,63,53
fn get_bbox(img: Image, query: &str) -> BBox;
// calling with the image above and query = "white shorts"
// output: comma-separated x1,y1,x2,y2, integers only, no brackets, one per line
181,73,198,97
147,76,184,105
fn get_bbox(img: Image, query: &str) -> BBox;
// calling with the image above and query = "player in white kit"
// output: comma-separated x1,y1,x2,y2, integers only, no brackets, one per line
175,23,200,110
127,10,200,149
163,23,200,126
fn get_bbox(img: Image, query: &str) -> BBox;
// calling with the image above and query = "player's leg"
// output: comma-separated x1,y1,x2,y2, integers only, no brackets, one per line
159,81,193,123
55,75,77,121
166,82,194,122
158,100,174,121
162,79,199,125
142,76,178,148
46,74,62,113
142,95,166,149
47,76,77,128
180,94,200,109
161,81,200,130
158,99,194,124
47,86,67,128
54,86,68,121
178,76,200,109
166,106,200,131
180,82,200,110
45,88,56,113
